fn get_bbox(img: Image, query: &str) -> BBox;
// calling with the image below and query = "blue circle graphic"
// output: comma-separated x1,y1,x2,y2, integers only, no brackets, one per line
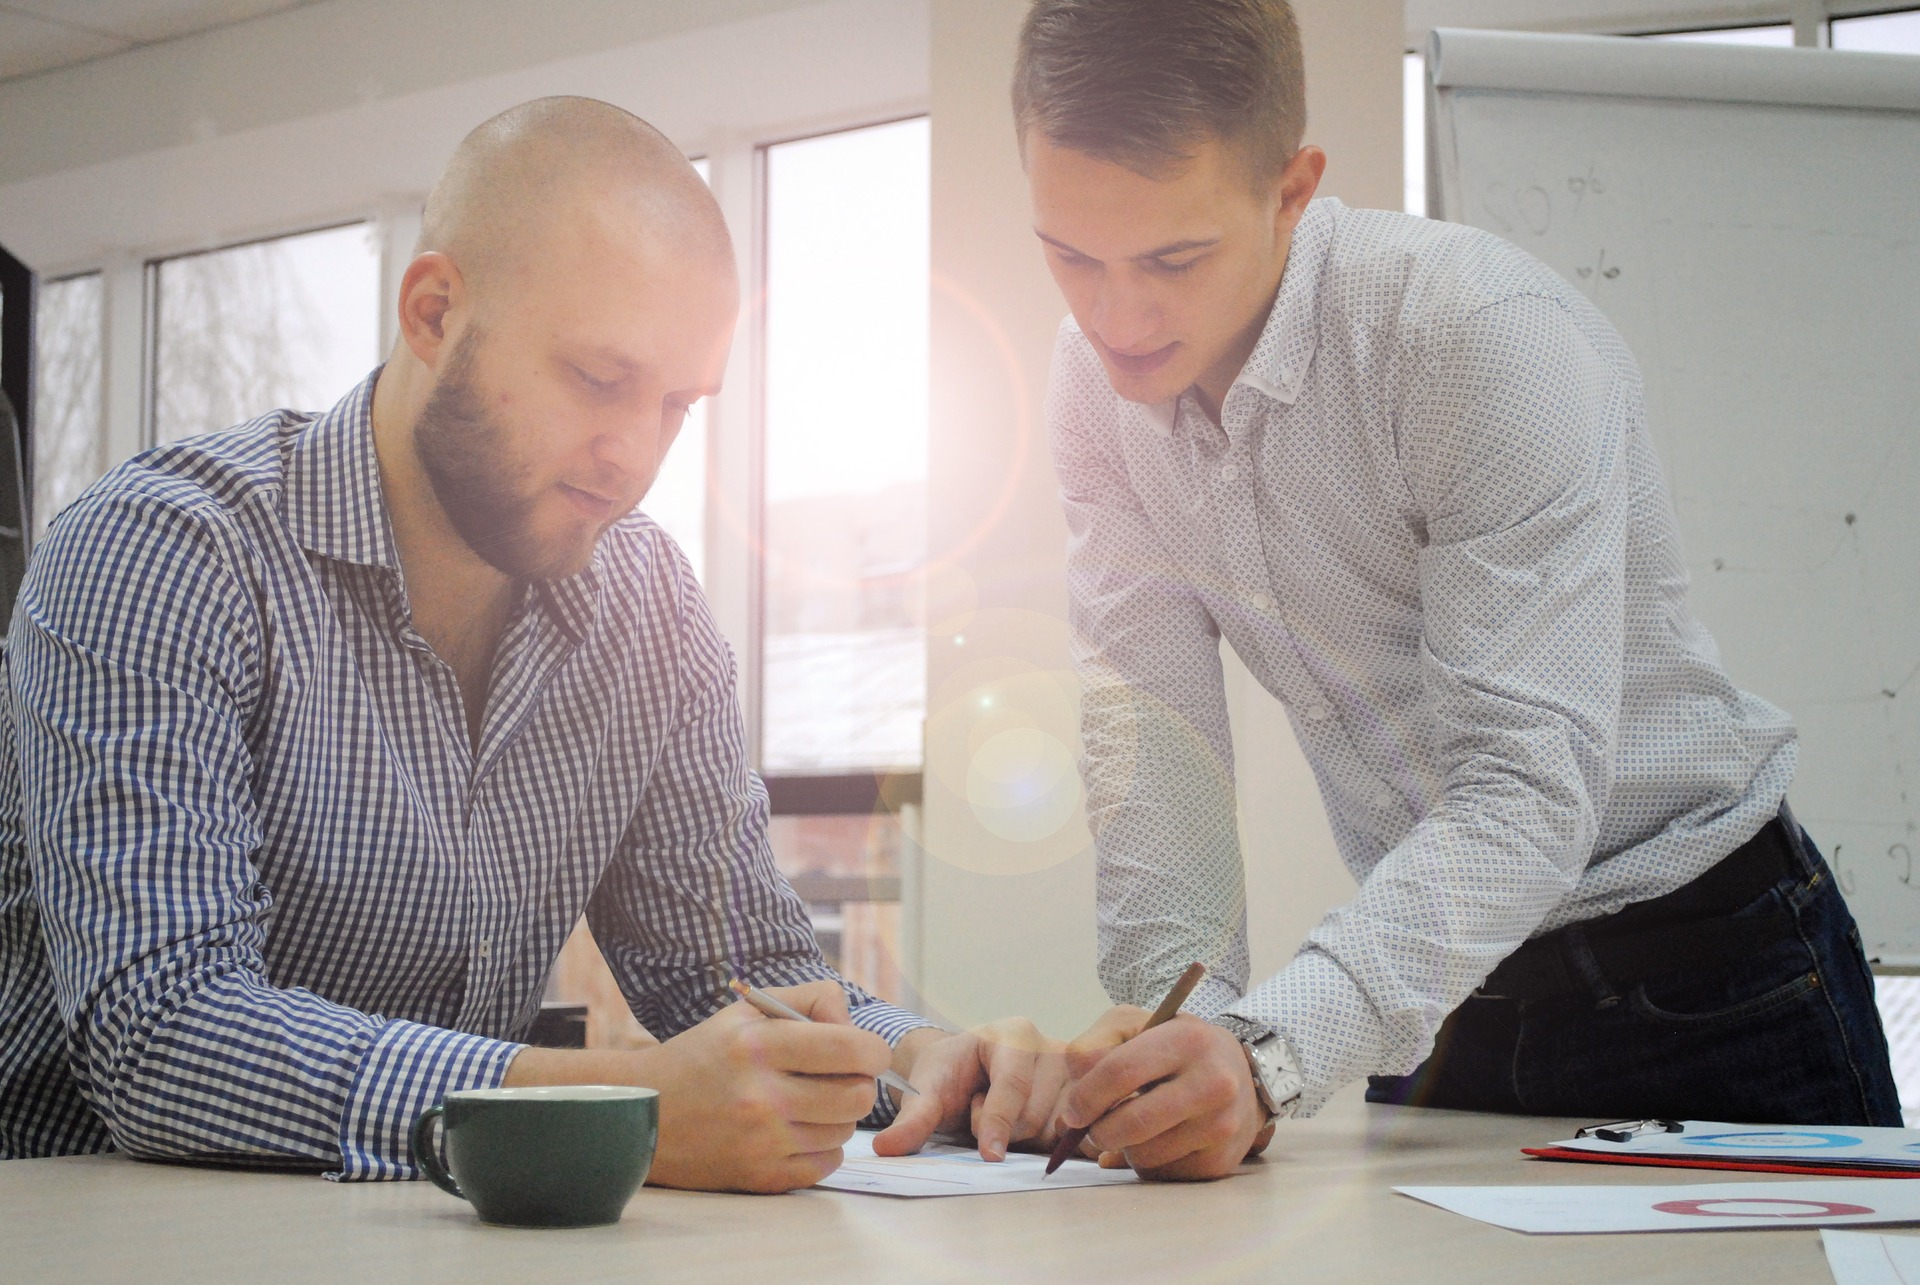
1684,1131,1861,1150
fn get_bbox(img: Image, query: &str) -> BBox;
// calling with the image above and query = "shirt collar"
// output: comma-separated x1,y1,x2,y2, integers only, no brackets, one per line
283,367,604,644
283,369,402,573
534,557,603,646
1234,197,1336,409
1141,196,1339,436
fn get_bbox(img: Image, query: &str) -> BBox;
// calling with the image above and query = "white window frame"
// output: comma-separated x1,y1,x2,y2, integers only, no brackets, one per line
2,3,930,781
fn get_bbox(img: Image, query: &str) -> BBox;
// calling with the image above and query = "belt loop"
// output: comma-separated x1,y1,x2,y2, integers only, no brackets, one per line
1774,798,1815,881
1559,923,1622,1009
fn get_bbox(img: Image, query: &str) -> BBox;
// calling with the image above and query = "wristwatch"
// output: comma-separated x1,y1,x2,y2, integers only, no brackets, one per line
1211,1015,1306,1125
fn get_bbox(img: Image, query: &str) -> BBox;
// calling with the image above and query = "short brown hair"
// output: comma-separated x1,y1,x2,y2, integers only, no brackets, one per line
1012,0,1307,185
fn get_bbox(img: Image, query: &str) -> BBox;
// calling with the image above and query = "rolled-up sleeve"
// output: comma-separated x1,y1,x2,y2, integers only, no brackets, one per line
11,488,520,1178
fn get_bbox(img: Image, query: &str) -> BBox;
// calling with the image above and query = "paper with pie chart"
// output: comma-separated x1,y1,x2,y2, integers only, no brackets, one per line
1397,1180,1920,1234
1546,1123,1920,1173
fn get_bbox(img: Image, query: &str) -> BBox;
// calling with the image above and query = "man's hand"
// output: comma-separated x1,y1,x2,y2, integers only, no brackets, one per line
870,1019,1068,1161
504,979,890,1194
1060,1006,1271,1181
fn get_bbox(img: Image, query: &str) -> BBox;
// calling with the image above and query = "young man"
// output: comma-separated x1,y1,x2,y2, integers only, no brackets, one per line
0,98,1060,1191
1019,0,1899,1180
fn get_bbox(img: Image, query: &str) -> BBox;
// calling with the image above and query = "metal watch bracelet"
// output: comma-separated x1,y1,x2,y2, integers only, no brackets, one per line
1211,1015,1306,1125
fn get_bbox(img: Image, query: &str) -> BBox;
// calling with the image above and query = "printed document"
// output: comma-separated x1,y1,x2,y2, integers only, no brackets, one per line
817,1132,1143,1198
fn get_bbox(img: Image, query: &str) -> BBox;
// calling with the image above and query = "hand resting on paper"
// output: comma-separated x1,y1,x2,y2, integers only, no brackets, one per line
869,1018,1071,1162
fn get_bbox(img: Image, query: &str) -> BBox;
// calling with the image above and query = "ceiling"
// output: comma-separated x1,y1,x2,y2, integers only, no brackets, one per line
0,1,317,82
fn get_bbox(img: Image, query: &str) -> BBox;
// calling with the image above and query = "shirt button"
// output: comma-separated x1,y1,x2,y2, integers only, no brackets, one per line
1370,789,1396,809
478,938,492,960
1219,463,1240,484
1304,704,1331,722
1249,592,1273,611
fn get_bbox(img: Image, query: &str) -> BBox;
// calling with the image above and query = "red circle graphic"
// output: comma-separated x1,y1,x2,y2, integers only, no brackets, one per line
1651,1198,1874,1219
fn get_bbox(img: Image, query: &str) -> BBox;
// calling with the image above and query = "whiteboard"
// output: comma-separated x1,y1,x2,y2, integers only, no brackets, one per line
1427,30,1920,961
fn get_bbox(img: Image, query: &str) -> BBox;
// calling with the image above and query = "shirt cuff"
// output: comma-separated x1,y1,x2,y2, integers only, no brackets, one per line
332,1019,524,1181
850,999,937,1127
1223,948,1385,1118
1185,973,1245,1021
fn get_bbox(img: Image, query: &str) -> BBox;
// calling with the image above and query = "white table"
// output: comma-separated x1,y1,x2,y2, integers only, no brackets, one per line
0,1086,1860,1283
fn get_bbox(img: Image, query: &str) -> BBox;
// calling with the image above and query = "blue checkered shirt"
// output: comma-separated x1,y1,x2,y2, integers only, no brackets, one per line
1052,200,1796,1112
0,373,926,1175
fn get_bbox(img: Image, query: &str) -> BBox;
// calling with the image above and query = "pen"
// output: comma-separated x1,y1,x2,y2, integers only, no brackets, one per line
727,977,919,1098
1045,960,1208,1176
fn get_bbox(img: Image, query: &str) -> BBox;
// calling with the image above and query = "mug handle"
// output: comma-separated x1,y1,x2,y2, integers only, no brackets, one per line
410,1104,465,1200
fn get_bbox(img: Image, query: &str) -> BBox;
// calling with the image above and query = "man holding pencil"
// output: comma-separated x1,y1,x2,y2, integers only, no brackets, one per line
1019,0,1899,1179
0,96,1059,1192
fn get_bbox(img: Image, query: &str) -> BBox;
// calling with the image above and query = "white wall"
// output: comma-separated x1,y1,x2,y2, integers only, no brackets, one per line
919,0,1401,1036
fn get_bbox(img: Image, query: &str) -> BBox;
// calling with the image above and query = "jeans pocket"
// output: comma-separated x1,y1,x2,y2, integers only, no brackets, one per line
1628,969,1820,1028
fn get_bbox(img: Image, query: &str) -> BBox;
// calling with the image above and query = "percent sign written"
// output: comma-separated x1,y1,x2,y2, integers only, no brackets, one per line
1568,165,1605,211
1576,249,1621,283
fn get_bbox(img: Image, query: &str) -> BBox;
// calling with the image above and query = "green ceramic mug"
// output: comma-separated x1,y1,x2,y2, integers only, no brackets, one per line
411,1085,659,1228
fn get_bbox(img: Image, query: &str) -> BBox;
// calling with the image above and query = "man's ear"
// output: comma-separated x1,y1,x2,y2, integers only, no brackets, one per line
395,251,465,371
1271,145,1328,238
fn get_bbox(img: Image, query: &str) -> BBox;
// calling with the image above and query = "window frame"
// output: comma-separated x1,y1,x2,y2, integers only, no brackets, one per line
1830,5,1920,45
751,114,931,802
145,217,383,451
33,130,927,817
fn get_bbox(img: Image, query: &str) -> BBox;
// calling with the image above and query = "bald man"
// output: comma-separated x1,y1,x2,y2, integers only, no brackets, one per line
0,98,1061,1192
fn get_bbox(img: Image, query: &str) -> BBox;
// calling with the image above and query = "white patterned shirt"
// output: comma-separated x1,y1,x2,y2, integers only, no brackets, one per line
1049,199,1796,1112
0,373,926,1173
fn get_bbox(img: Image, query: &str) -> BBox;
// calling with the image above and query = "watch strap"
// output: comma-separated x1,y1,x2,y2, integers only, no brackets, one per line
1210,1015,1305,1123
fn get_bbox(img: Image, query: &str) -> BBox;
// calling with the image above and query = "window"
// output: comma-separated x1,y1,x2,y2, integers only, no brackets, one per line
1833,8,1920,52
760,117,930,776
771,811,906,1002
30,273,103,539
1645,24,1795,45
1405,52,1427,216
152,222,382,444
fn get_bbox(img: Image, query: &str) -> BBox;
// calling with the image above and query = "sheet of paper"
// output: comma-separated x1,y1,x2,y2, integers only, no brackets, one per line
1549,1123,1920,1170
815,1132,1142,1198
1396,1180,1920,1235
1822,1230,1920,1285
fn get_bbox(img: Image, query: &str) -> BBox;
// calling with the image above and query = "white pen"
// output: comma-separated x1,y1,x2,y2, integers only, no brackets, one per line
727,977,920,1098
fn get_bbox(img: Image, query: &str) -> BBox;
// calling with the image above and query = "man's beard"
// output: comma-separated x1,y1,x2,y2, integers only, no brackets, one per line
413,332,598,581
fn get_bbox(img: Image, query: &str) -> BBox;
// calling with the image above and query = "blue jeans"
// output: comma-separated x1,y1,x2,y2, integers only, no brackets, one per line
1367,817,1901,1126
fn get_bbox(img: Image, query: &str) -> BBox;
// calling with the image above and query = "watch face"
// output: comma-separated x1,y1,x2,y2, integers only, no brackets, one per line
1248,1036,1304,1115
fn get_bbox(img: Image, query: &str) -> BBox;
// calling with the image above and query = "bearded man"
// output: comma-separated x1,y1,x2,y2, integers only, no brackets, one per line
0,97,1060,1191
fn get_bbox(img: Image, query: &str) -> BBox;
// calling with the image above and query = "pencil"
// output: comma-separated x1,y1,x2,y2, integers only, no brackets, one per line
1044,961,1208,1176
727,977,919,1098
